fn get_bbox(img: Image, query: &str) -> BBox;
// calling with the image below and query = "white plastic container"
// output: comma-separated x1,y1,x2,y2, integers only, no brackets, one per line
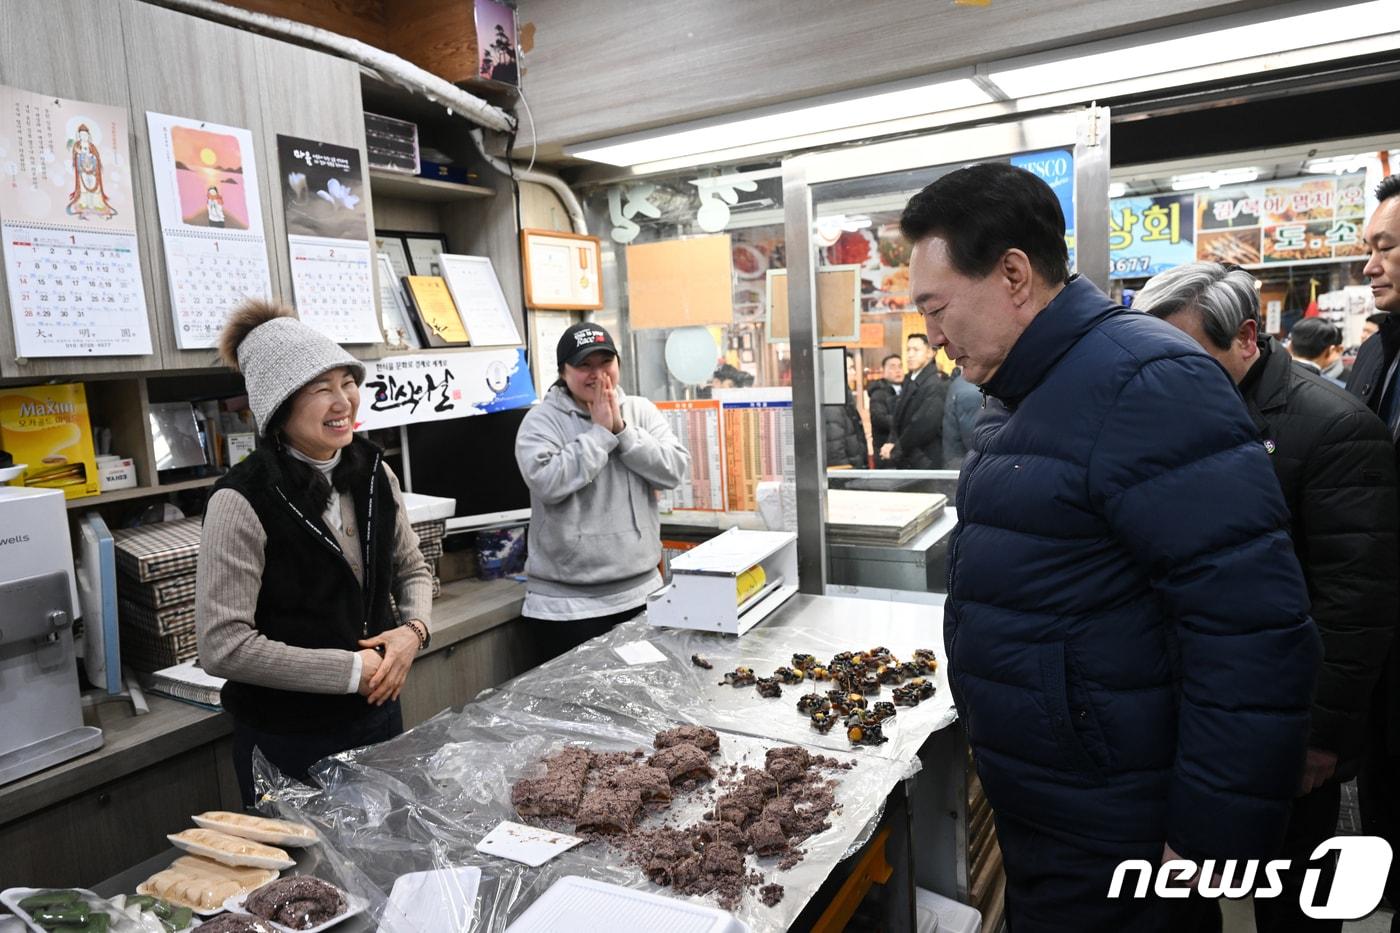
506,876,750,933
916,888,981,933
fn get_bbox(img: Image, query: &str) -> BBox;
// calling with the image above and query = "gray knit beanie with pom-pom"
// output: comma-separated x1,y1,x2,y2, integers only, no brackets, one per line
217,300,365,436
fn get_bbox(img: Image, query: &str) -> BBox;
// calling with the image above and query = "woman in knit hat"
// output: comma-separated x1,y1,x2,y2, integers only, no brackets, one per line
196,300,433,806
514,322,689,654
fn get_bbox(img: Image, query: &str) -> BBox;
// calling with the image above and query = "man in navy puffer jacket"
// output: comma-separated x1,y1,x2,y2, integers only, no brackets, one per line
902,163,1319,932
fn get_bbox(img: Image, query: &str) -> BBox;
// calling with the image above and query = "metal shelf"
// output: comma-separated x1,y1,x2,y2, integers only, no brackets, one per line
369,170,493,201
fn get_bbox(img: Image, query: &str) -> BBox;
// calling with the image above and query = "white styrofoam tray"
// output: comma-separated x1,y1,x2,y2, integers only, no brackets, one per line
505,876,750,933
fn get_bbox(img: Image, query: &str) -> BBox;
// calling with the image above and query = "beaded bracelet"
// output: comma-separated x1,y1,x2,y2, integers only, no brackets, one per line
401,618,430,650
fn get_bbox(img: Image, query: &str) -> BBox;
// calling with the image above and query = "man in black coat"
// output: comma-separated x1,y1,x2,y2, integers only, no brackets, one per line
882,333,946,469
824,351,868,468
1347,173,1400,927
867,353,903,463
1142,261,1399,932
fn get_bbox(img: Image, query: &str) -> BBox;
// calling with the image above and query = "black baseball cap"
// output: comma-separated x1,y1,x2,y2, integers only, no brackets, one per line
557,322,619,369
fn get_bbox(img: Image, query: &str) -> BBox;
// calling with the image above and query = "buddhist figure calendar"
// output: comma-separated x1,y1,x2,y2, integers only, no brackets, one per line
0,85,152,357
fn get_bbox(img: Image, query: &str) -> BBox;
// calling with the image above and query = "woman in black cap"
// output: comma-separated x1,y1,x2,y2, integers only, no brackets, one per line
514,322,689,653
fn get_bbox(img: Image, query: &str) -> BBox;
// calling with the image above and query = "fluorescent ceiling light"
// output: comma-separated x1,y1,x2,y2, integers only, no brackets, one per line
1170,167,1260,191
1108,182,1127,198
988,1,1398,99
566,78,992,167
1304,154,1374,174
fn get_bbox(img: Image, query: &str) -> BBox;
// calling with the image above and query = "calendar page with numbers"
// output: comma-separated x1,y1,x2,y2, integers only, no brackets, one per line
276,134,380,344
0,85,153,357
146,111,272,349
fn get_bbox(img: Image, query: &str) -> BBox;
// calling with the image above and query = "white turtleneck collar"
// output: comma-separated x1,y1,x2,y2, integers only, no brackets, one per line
286,445,345,532
286,445,341,478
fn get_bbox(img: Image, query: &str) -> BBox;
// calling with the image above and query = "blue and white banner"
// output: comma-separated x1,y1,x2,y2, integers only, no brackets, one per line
357,348,536,431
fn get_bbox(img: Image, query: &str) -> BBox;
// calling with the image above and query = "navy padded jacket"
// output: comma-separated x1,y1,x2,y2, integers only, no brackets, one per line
946,276,1320,860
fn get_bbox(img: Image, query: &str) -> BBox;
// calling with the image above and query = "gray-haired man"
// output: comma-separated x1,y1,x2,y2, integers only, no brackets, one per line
1138,261,1398,931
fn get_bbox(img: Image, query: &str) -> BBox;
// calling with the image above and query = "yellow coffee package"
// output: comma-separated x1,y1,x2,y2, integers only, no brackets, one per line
0,383,100,499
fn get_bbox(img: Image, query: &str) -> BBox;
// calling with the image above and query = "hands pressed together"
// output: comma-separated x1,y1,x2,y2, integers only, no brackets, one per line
356,622,423,705
588,373,626,435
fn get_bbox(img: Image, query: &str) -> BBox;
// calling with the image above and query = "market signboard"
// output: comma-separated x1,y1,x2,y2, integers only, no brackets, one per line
1109,172,1367,279
1109,193,1195,279
1195,172,1366,267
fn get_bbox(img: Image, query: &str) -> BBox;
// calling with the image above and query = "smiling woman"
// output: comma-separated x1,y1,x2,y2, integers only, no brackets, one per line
195,300,434,805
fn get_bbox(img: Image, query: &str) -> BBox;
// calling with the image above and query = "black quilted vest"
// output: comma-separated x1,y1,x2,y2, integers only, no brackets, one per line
213,437,398,732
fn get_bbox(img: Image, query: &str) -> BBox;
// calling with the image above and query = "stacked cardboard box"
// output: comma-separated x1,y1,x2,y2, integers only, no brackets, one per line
413,519,446,598
113,517,203,672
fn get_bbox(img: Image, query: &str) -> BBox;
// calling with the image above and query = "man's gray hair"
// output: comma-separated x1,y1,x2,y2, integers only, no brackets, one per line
1133,262,1261,350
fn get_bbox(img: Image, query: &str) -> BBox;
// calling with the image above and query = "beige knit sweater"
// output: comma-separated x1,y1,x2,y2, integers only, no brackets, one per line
196,465,433,695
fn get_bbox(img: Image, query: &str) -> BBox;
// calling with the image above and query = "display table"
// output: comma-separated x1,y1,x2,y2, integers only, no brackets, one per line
222,594,959,932
0,576,528,888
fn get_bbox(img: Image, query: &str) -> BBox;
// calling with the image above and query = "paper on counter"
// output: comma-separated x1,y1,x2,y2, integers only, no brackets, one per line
476,821,582,867
612,640,667,665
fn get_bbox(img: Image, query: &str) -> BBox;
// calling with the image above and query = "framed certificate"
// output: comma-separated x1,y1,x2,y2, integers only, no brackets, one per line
376,229,449,276
402,275,470,347
521,228,603,310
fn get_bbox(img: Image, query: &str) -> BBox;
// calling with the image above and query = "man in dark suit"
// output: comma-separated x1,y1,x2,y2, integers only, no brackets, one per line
1346,173,1400,928
880,333,946,469
867,353,903,462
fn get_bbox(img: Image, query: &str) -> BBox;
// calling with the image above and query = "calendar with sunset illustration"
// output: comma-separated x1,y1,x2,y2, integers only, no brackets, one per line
146,112,273,349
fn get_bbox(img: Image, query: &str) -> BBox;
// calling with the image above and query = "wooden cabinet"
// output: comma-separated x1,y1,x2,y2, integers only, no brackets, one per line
400,615,540,728
0,739,239,888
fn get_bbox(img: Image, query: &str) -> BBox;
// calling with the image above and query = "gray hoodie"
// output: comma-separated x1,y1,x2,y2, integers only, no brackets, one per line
515,384,689,615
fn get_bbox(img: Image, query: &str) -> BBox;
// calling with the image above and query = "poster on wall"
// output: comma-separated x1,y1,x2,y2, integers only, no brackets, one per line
655,398,726,512
474,0,519,85
530,309,577,398
275,134,380,344
146,112,273,348
1011,149,1076,273
1195,172,1367,268
1109,192,1195,280
356,348,536,431
0,85,153,357
716,387,794,513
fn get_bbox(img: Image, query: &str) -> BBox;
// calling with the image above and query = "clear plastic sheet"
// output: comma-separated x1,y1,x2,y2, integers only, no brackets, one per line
255,700,910,932
247,593,956,931
497,593,956,772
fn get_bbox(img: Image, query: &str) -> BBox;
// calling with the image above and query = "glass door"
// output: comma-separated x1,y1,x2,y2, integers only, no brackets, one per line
780,108,1111,597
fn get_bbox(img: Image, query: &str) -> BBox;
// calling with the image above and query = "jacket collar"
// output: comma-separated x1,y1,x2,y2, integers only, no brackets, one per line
1378,312,1400,372
981,275,1123,407
1241,336,1290,416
